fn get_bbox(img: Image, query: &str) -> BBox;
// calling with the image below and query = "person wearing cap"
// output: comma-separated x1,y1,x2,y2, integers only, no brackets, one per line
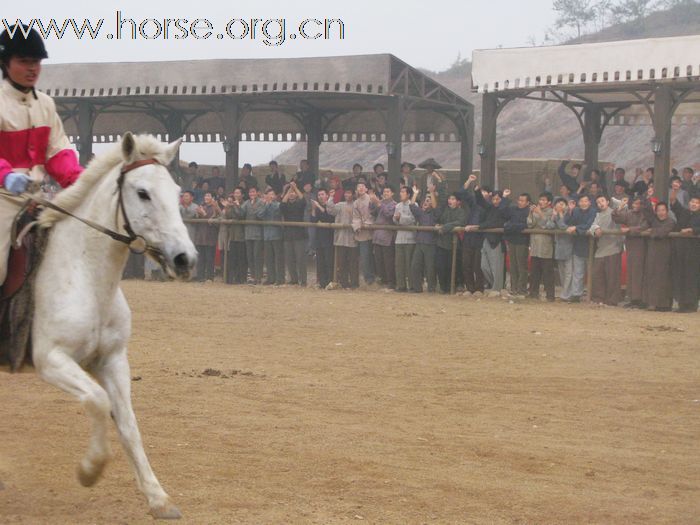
0,24,83,285
419,158,448,208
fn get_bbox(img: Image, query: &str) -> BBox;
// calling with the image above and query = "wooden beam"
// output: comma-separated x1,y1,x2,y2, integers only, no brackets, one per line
583,105,602,173
305,111,323,180
223,100,241,191
386,96,404,189
653,85,673,201
458,109,474,185
480,93,498,189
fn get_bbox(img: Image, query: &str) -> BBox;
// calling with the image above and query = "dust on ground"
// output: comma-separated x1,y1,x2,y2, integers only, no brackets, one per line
0,281,698,524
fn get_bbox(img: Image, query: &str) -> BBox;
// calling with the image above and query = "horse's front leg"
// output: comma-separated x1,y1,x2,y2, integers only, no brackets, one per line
94,349,181,520
34,349,112,486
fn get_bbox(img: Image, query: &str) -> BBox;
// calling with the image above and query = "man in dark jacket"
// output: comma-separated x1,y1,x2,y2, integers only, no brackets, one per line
311,189,335,289
670,191,700,312
435,193,467,293
280,182,308,285
265,160,286,195
410,188,439,293
502,192,531,296
476,188,510,295
455,176,485,295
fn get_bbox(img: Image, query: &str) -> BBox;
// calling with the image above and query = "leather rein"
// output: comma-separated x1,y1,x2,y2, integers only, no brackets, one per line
8,158,164,260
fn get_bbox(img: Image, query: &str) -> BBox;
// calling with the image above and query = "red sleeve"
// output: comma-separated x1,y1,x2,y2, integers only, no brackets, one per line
45,149,83,188
0,158,13,186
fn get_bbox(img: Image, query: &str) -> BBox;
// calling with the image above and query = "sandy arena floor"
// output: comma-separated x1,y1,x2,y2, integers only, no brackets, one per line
0,280,698,524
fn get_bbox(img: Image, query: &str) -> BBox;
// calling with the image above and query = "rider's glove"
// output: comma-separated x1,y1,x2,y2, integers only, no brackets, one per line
3,172,32,194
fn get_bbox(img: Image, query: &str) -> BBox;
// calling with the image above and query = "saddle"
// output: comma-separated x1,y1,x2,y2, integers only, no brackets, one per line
0,204,47,371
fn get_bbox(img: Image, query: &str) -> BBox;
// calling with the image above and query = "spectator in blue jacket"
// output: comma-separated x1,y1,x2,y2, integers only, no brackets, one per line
565,195,597,302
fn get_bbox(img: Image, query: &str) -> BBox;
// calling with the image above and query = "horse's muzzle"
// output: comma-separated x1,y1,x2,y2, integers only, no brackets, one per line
172,252,196,280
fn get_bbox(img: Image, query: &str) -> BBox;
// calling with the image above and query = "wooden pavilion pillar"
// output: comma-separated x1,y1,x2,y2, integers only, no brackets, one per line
386,95,404,189
223,100,241,191
305,112,323,181
582,105,602,175
458,108,475,185
76,100,94,167
480,93,498,189
652,85,673,201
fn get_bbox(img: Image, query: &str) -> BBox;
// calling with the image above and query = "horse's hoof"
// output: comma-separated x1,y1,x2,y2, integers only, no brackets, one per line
149,502,182,520
77,460,106,487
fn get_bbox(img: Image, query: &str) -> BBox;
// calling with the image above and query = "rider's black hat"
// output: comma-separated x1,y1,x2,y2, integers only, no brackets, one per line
0,24,49,62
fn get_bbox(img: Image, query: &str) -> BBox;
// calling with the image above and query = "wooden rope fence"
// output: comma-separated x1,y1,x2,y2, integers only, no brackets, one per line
184,218,699,300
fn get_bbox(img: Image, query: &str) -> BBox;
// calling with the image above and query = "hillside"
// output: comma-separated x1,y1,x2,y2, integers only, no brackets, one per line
276,4,700,174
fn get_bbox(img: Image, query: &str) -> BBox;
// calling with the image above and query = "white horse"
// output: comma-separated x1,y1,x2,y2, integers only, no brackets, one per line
31,132,196,519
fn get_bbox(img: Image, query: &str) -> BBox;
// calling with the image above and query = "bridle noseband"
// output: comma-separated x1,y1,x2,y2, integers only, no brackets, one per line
116,158,163,256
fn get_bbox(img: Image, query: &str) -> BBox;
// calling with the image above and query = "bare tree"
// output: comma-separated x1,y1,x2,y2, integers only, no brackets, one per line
592,0,615,30
553,0,597,37
610,0,655,24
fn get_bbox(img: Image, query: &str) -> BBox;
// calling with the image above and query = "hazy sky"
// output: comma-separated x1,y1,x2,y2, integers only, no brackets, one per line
4,0,559,164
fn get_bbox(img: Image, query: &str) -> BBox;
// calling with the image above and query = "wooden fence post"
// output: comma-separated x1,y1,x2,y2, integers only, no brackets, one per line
586,235,595,302
333,245,338,284
450,233,458,295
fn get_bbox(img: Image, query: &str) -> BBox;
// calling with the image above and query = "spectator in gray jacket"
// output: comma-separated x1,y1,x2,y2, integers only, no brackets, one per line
257,189,285,285
327,188,359,289
223,188,247,284
589,195,624,305
194,192,221,281
352,182,376,285
527,192,556,301
393,186,417,292
370,187,397,289
241,187,265,284
553,198,575,301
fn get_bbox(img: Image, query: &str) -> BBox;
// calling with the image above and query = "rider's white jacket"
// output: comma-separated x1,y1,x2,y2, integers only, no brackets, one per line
0,78,82,188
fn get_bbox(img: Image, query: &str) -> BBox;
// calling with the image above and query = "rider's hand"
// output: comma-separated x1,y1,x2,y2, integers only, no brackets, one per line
4,172,31,194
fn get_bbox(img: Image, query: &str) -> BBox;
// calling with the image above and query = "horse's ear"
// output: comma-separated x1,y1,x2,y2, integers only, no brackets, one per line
121,132,136,163
162,137,183,165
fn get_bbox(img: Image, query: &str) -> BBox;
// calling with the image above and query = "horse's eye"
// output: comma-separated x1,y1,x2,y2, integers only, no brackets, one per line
137,189,151,201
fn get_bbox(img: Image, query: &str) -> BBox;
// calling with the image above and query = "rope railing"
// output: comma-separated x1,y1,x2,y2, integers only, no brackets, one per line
183,218,699,299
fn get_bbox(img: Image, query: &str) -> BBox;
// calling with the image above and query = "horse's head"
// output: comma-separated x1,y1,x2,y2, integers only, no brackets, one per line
119,132,197,280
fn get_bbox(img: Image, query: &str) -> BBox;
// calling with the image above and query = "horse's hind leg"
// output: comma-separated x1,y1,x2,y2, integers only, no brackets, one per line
34,349,112,486
94,349,181,520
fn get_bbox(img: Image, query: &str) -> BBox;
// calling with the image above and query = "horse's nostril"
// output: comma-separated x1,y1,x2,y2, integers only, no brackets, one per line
174,253,189,268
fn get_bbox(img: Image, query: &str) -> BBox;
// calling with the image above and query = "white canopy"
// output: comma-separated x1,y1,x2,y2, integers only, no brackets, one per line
471,34,700,93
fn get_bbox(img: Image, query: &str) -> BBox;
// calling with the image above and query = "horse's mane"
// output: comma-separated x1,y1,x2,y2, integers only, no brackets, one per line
38,134,172,228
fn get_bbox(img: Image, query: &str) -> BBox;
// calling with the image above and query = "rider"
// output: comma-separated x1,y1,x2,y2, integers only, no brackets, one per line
0,24,82,285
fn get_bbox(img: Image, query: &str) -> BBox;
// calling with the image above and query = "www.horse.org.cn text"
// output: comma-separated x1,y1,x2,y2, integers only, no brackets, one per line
1,12,346,47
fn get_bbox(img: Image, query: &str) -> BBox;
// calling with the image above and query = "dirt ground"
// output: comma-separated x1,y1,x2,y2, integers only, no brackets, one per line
0,280,698,524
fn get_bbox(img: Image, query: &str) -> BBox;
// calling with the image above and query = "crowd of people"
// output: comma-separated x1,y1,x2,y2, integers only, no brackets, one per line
177,158,700,314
